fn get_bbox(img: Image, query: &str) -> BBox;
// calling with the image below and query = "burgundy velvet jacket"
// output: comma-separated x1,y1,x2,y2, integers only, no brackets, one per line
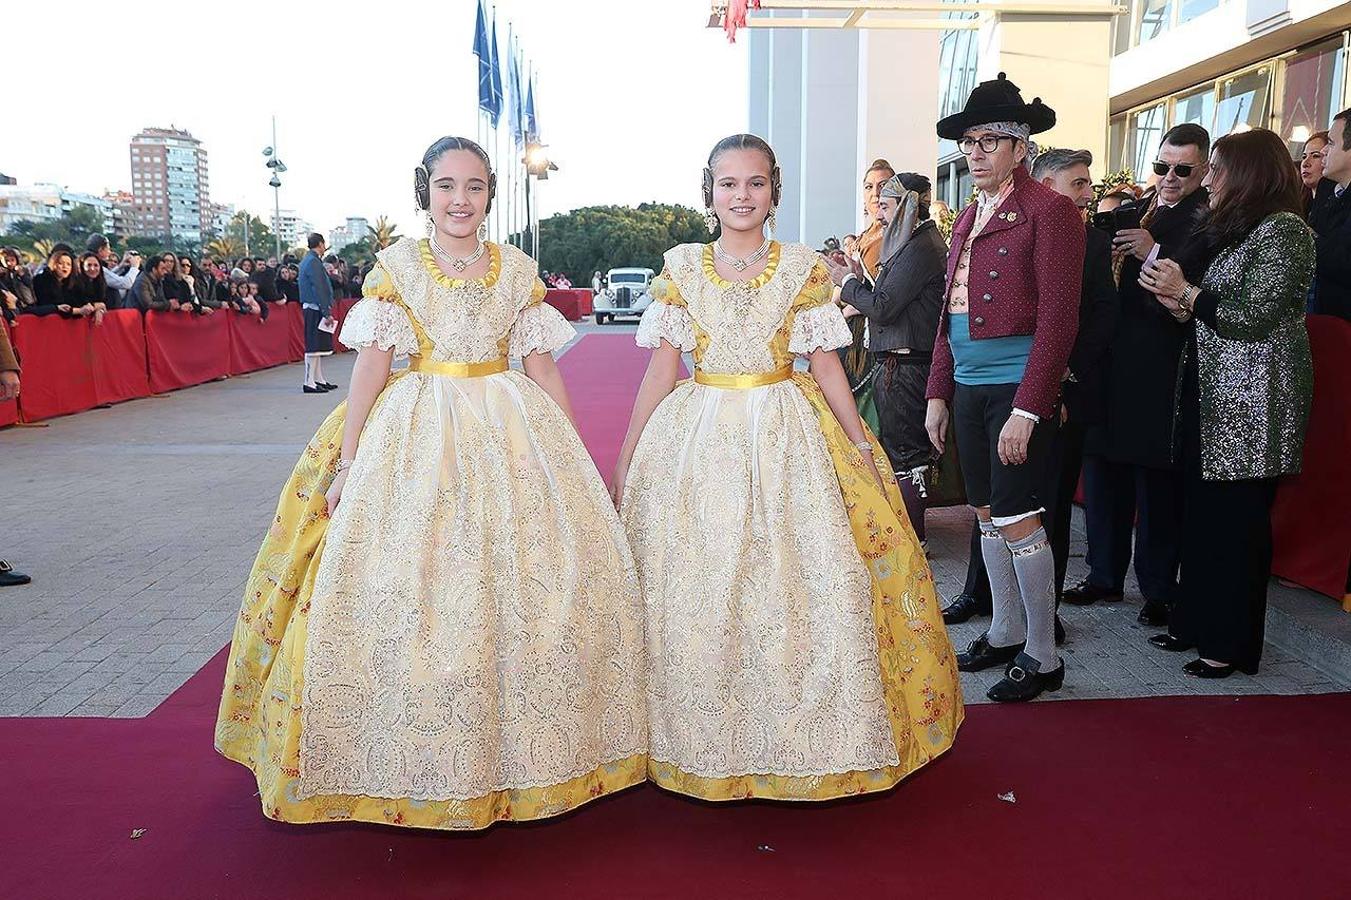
926,166,1085,419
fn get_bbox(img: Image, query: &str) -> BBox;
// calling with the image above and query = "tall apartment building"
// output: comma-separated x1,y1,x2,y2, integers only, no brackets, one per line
329,216,371,251
270,209,312,252
129,127,211,245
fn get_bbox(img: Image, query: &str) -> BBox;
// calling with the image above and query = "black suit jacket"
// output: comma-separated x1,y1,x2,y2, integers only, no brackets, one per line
839,219,947,354
1063,223,1117,424
1308,177,1351,319
1089,188,1209,468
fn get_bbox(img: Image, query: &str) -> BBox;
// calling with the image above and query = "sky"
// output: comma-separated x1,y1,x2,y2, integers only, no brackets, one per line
2,0,748,237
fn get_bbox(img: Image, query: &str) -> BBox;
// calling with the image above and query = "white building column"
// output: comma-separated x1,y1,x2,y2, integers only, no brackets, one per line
797,20,860,246
978,12,1114,172
857,29,941,193
766,14,805,242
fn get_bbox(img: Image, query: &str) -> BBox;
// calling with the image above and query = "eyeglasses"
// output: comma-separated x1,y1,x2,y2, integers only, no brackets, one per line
1152,161,1197,178
958,135,1016,155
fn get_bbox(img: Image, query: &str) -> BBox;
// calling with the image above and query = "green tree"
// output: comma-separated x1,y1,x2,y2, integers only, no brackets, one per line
337,238,375,268
225,212,275,257
533,203,710,283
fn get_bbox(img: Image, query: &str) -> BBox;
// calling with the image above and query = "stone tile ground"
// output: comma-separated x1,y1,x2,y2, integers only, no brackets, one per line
1,324,1344,716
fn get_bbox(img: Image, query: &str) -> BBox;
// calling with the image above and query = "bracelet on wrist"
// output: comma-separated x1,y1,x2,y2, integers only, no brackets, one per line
853,440,874,453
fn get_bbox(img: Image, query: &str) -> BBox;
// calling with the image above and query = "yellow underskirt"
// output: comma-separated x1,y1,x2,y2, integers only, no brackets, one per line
646,373,964,802
214,375,646,830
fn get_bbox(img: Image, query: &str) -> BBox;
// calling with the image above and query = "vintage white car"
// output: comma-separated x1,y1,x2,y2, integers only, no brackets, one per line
592,267,655,324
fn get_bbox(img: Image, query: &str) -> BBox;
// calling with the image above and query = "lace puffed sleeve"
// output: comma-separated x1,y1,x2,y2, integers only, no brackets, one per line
788,261,852,354
337,265,420,357
635,270,695,351
508,278,576,358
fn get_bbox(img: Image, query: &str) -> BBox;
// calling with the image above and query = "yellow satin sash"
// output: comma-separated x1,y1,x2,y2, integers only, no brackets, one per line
693,365,794,389
408,357,508,378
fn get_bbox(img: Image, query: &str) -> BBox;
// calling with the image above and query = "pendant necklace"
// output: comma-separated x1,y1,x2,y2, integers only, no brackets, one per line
714,237,770,273
430,234,486,272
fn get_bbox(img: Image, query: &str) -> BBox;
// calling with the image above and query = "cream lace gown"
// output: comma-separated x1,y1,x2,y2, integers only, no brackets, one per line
622,241,962,802
216,238,648,830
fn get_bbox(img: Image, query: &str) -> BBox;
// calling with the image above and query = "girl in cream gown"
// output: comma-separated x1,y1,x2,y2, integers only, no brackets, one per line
216,138,647,830
614,135,962,803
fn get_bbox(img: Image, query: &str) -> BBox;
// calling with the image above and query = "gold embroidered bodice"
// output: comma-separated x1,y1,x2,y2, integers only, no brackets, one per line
650,242,838,374
362,238,547,363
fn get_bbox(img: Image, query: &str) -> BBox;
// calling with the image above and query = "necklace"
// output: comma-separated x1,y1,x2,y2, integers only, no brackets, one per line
713,237,770,273
430,234,486,272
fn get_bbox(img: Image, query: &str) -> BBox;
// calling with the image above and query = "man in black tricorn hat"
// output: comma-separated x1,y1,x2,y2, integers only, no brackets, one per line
924,73,1084,702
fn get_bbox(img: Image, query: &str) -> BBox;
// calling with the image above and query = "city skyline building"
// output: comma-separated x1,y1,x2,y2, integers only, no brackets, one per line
130,127,211,246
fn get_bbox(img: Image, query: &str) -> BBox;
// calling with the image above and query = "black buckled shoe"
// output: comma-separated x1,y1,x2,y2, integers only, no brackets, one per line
1137,599,1170,627
956,633,1025,672
0,560,32,587
987,652,1065,702
942,593,992,625
1182,658,1236,679
1061,578,1123,606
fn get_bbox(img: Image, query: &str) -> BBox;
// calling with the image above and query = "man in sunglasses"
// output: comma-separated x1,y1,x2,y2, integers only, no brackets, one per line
1071,123,1211,629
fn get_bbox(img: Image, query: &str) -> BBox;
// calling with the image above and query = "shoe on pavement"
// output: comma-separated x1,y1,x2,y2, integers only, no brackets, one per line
0,560,31,587
1061,578,1123,606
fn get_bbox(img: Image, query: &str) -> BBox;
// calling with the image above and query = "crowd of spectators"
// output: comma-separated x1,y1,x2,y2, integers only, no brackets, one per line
0,234,370,327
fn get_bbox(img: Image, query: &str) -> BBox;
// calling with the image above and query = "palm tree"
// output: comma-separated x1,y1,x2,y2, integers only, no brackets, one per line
30,239,56,263
368,216,401,250
205,236,245,260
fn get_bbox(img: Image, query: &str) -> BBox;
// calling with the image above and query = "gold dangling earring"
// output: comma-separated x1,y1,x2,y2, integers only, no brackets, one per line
704,207,719,235
766,207,778,238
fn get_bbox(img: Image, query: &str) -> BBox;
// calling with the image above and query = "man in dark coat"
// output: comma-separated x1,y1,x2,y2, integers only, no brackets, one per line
825,172,948,544
0,322,30,587
1308,108,1351,320
1070,123,1211,627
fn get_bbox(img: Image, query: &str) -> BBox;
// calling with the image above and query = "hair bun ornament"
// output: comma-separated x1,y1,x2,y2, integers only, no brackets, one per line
998,71,1007,80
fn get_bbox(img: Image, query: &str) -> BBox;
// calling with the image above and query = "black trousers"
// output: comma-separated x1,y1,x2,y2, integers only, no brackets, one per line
873,356,932,473
1169,474,1277,673
961,419,1086,603
1080,455,1183,606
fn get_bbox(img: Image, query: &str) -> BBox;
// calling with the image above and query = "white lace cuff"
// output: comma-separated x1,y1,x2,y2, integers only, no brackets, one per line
339,298,419,356
788,303,852,354
635,301,695,351
508,301,576,358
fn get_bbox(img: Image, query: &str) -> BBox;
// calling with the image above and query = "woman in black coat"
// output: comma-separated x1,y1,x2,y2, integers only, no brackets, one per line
28,248,84,318
66,253,111,323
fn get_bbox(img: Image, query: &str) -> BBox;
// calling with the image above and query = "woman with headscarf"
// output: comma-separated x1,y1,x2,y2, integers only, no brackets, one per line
825,173,949,546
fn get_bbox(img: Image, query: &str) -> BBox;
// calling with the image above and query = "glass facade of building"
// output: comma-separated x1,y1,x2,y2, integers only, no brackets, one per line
1116,0,1225,54
1108,34,1348,176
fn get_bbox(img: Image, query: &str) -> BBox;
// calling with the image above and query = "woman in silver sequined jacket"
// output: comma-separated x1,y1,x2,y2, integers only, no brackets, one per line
1138,127,1313,679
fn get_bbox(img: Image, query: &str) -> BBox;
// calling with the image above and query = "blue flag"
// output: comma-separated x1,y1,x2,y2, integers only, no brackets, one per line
524,70,538,143
488,10,504,127
509,34,525,150
473,0,492,119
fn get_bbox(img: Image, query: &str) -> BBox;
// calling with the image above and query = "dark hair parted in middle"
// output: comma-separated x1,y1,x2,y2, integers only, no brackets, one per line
703,133,782,211
1204,128,1304,250
415,136,498,215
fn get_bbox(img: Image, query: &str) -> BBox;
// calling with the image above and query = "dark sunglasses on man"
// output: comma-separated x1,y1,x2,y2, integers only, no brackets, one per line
1152,160,1196,178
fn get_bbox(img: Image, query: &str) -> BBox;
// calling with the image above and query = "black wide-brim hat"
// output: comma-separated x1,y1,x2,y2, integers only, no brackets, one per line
936,72,1056,140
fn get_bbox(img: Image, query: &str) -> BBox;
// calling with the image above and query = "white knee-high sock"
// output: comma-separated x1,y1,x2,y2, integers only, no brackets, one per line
303,355,315,387
313,355,325,384
1009,526,1059,669
979,519,1026,647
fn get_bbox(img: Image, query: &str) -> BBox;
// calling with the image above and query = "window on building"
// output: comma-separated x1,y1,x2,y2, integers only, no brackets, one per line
1136,0,1172,45
1174,83,1216,132
1108,116,1128,173
1177,0,1218,25
1215,66,1272,136
1128,103,1167,176
1280,37,1346,155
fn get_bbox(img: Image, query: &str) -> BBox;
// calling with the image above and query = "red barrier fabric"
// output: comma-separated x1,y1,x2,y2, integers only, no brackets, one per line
1271,314,1351,600
228,308,293,375
331,298,359,353
544,290,581,321
0,318,18,426
285,302,304,359
9,314,97,422
91,310,150,406
146,310,231,393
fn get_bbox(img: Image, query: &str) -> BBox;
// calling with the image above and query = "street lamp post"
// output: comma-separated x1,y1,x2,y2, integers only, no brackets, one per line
523,142,557,262
263,116,287,259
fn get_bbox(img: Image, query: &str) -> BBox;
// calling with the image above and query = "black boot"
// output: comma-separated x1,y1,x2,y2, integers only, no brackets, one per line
1137,599,1170,627
956,633,1024,672
942,593,992,625
987,652,1065,702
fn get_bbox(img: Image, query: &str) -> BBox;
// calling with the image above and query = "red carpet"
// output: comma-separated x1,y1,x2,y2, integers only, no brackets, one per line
4,334,1348,898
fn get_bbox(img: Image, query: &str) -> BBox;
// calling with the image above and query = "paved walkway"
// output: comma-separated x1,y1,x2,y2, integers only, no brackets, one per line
1,326,1344,716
